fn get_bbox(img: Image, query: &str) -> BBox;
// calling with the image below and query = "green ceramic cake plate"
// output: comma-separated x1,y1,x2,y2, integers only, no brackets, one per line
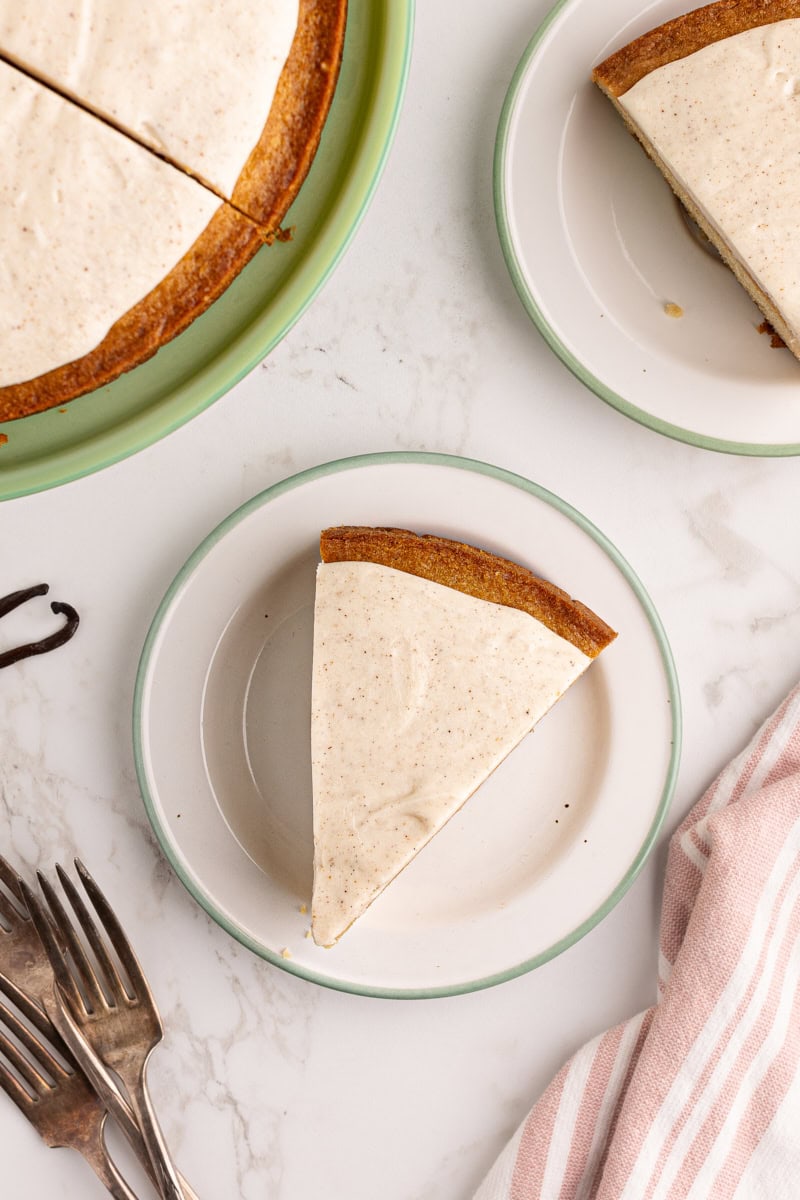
0,0,414,500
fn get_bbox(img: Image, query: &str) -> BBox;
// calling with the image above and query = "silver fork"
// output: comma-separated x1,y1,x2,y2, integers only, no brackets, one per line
0,856,199,1200
20,861,190,1200
0,971,139,1199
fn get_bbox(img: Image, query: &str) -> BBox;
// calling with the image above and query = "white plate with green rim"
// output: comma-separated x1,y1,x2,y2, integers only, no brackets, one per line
0,0,414,500
494,0,800,456
133,451,680,998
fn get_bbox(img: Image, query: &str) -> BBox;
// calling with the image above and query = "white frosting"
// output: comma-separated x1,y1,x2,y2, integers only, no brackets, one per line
619,19,800,339
310,561,592,947
0,0,299,197
0,60,220,387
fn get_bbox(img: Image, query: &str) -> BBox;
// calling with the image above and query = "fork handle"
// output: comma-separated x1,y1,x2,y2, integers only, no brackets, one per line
83,1118,142,1200
45,994,200,1200
116,1100,201,1200
91,1158,142,1200
122,1055,190,1200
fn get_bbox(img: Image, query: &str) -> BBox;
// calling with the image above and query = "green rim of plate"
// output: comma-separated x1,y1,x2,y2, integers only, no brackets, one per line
0,1,415,500
133,450,682,999
493,0,800,458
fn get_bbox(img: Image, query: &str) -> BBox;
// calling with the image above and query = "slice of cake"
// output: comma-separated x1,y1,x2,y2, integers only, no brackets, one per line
0,0,347,228
592,1,800,360
310,526,617,947
0,58,263,422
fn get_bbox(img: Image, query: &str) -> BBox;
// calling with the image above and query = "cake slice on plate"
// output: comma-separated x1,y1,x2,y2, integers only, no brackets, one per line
310,526,617,947
592,0,800,360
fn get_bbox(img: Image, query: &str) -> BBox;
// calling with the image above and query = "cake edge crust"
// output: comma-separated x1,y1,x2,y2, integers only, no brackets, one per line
0,204,265,422
591,0,800,97
319,525,618,660
232,0,348,229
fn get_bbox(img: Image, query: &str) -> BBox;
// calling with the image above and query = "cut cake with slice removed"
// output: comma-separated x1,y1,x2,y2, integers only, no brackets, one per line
0,0,347,419
310,526,617,948
592,0,800,361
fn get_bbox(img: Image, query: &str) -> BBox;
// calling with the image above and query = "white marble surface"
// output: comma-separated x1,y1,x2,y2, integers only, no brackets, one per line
3,2,800,1197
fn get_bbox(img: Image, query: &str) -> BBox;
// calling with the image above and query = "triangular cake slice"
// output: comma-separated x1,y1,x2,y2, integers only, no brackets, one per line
310,526,617,947
592,1,800,361
0,0,347,229
0,58,266,422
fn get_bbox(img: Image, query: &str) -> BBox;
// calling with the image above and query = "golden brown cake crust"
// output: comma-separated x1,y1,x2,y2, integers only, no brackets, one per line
0,0,347,422
592,0,800,96
233,0,348,228
320,526,617,659
0,204,266,422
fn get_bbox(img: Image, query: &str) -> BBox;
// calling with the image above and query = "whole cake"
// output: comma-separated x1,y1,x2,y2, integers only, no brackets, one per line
310,526,617,948
0,0,347,422
592,0,800,360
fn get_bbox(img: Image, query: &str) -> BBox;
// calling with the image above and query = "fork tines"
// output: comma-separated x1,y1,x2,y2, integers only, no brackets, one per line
0,856,24,903
18,876,89,1018
0,990,57,1112
39,870,120,1016
0,970,54,1045
0,970,73,1117
74,859,147,1001
0,856,25,931
58,861,139,1004
20,860,150,1017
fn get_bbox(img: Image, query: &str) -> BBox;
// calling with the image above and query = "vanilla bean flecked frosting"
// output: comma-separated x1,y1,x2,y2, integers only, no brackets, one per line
310,560,592,947
618,20,800,345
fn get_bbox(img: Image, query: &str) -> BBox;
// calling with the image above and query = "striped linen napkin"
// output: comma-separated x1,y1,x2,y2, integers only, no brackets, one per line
476,683,800,1200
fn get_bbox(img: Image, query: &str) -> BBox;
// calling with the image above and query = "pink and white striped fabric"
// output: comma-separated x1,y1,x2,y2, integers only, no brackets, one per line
476,683,800,1200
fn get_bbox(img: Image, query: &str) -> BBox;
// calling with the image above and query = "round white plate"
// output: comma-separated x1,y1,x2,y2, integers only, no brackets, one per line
495,0,800,455
134,453,680,997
